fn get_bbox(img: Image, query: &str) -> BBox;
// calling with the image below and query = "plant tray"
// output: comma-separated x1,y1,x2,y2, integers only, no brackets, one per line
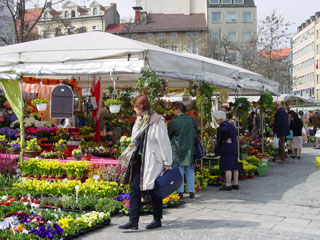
64,220,111,239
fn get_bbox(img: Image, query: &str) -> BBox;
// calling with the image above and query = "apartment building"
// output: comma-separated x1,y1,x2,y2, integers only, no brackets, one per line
315,15,320,100
37,1,119,39
106,12,208,56
292,13,320,99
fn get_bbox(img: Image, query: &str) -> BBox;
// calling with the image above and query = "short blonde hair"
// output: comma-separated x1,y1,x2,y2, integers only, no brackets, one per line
213,111,226,121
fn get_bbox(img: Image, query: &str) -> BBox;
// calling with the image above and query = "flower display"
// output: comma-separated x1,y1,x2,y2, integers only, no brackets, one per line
31,98,49,105
54,139,67,153
8,138,20,151
238,160,258,175
79,126,94,136
65,161,89,179
40,151,58,159
25,137,41,152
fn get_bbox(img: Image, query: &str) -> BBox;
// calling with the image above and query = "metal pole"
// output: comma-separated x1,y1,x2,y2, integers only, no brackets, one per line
19,76,24,162
201,94,203,168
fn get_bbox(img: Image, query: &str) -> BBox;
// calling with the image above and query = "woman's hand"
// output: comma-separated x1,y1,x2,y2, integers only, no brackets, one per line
226,138,232,144
163,165,172,170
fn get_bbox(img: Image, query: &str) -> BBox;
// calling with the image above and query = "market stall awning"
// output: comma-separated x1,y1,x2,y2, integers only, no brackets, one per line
0,32,278,93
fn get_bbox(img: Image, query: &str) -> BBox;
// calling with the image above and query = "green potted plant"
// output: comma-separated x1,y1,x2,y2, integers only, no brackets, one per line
31,98,49,111
54,139,68,159
104,99,123,113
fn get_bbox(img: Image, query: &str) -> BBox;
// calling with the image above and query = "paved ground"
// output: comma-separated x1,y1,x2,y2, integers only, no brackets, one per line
80,144,320,240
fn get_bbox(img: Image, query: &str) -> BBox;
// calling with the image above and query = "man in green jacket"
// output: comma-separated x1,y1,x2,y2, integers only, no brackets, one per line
168,102,196,199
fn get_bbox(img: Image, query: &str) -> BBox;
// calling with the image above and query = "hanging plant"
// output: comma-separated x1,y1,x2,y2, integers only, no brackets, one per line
104,99,123,113
136,68,167,106
259,93,274,112
196,82,217,126
234,97,250,130
219,89,229,104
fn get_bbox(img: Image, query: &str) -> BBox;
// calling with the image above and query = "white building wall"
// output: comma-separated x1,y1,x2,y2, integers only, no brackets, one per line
292,21,315,98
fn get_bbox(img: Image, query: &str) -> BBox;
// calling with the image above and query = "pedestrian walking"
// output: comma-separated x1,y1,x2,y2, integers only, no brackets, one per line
273,101,290,161
213,111,239,191
290,112,303,159
118,95,172,230
168,102,196,199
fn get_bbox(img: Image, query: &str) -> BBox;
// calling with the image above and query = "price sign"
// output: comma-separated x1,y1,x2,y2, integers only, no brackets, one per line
93,175,100,180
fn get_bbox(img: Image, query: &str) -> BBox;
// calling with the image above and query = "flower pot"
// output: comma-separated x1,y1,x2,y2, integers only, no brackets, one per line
240,153,248,160
83,154,91,161
7,149,20,155
24,151,41,158
74,155,82,161
36,103,47,111
55,176,64,180
109,105,121,113
201,180,208,188
58,153,68,159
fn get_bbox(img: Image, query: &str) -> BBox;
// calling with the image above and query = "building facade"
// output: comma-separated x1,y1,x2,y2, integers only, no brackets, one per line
106,13,208,56
292,13,320,99
37,1,119,39
0,0,15,46
315,15,320,100
207,0,257,65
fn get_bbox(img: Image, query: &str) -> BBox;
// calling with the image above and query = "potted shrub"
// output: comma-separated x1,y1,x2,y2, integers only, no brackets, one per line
104,99,123,113
8,139,20,155
31,98,49,111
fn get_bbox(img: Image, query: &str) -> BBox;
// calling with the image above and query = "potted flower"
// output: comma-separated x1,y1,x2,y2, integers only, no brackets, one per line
8,138,20,155
54,139,68,159
120,134,131,152
240,144,249,160
72,149,82,161
80,140,91,161
104,99,123,113
24,137,42,158
0,135,8,153
31,98,49,111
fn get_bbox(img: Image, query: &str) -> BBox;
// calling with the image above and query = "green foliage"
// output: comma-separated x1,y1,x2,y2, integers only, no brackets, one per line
136,68,167,106
234,97,250,130
196,82,217,126
104,99,123,107
259,93,274,112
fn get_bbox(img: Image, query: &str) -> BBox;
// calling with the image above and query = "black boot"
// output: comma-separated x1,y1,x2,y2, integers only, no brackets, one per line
189,192,195,199
146,219,162,230
118,221,138,230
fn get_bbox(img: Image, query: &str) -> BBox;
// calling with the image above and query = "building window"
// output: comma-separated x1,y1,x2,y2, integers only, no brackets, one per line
192,32,198,38
158,33,166,38
186,44,198,54
171,45,178,52
146,33,153,39
242,32,251,41
212,12,222,22
170,32,178,38
243,12,252,22
227,12,236,22
43,12,48,20
228,52,237,62
210,0,219,3
64,11,69,18
93,8,98,16
43,30,50,39
71,10,75,17
242,52,251,61
221,0,231,3
92,26,98,30
234,0,244,3
227,32,237,42
212,32,219,40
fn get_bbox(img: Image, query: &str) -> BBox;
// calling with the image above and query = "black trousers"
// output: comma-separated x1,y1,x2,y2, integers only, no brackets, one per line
129,159,163,223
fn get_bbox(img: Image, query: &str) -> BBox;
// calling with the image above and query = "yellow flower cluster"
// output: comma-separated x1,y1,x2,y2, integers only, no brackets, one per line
13,178,123,198
31,98,49,105
25,138,41,152
238,160,258,175
72,149,82,157
65,160,89,178
59,212,110,230
0,135,6,142
162,192,180,205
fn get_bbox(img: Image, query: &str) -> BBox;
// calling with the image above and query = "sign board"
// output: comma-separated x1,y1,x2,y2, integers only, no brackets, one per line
51,85,74,118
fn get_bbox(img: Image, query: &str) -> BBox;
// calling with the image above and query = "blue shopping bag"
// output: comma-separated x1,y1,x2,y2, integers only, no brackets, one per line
153,166,183,199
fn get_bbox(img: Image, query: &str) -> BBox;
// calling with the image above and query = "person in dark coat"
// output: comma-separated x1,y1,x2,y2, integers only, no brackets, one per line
168,102,196,199
290,112,303,159
273,101,290,161
213,111,239,191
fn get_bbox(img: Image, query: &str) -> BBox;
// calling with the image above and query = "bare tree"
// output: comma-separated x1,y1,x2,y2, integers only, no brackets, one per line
0,0,65,45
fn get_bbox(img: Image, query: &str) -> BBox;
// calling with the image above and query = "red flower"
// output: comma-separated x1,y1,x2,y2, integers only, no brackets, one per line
0,203,2,206
3,202,10,206
123,133,129,137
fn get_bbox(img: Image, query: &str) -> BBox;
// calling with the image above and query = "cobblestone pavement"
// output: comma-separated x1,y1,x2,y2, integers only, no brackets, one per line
80,144,320,240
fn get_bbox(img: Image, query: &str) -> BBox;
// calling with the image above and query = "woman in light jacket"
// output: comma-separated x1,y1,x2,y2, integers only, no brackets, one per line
118,95,172,231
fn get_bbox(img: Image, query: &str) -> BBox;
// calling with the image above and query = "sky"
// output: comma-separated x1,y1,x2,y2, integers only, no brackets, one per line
98,0,320,35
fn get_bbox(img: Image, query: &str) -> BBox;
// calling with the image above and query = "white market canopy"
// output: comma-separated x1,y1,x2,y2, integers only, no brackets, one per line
0,32,279,93
280,94,318,105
